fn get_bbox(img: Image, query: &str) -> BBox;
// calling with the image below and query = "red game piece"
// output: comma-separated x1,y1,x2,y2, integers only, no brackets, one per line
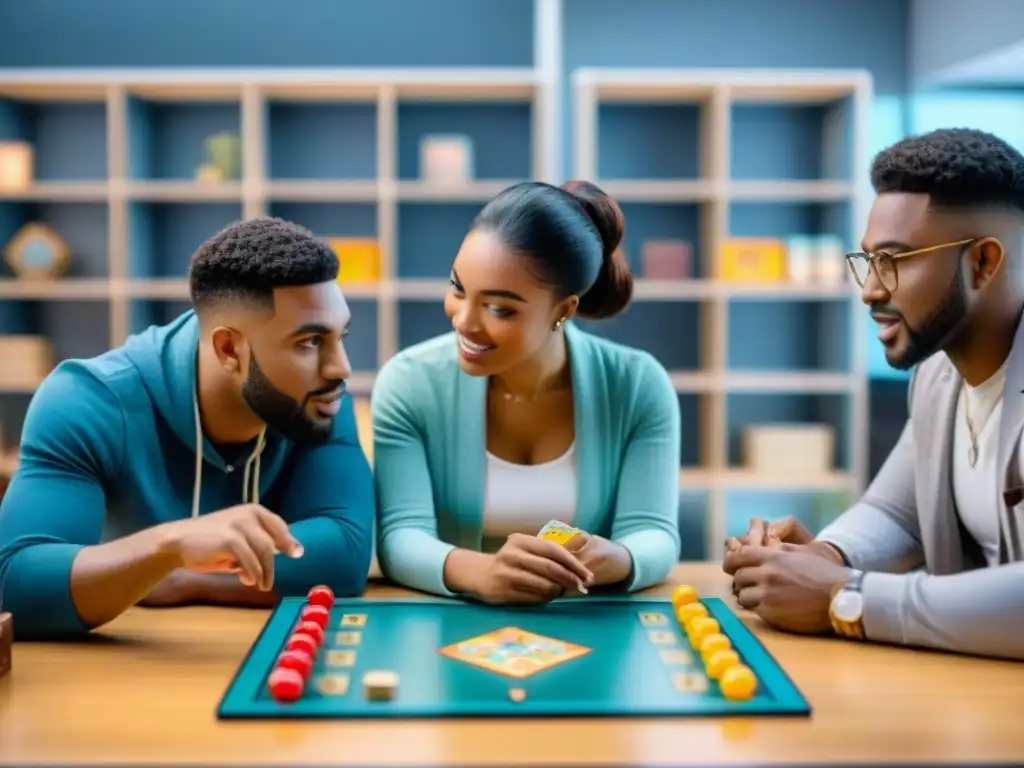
295,620,324,645
307,585,334,608
268,667,304,702
276,649,313,679
286,632,317,657
300,604,330,629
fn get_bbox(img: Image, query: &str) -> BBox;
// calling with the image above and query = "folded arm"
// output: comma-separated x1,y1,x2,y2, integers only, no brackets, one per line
606,357,681,591
0,366,180,639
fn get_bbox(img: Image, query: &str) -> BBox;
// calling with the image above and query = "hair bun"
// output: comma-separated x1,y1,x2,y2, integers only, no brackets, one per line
561,180,633,319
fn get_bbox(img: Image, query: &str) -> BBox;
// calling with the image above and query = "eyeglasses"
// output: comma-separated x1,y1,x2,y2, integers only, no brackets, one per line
845,238,977,292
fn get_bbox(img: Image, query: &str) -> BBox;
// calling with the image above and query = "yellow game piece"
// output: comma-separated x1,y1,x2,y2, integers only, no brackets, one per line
671,584,699,610
719,664,757,700
675,602,707,625
508,687,527,703
699,632,731,662
705,648,740,679
687,616,720,648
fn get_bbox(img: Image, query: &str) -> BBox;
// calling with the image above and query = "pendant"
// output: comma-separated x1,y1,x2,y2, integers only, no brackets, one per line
968,445,978,467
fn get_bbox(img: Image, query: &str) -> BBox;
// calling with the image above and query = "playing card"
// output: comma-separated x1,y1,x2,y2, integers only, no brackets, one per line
537,519,582,546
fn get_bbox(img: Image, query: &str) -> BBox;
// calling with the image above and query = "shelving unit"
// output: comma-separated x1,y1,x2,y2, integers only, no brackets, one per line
572,68,873,556
0,67,551,409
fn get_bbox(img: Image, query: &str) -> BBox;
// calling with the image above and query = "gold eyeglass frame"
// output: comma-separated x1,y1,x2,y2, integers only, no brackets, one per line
845,238,977,292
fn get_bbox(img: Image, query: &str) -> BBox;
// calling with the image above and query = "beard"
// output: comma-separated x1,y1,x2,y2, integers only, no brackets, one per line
241,352,344,445
888,267,969,370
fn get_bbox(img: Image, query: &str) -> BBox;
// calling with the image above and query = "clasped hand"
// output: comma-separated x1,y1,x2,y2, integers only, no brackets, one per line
722,516,851,635
476,530,632,604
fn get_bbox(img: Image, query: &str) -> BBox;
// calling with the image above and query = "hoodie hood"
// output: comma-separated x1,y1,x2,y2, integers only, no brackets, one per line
120,309,268,516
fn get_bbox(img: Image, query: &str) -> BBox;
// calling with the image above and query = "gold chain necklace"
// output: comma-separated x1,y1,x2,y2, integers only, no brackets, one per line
963,381,979,467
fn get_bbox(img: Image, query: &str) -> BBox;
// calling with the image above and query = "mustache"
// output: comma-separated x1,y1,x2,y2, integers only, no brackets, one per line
309,379,346,398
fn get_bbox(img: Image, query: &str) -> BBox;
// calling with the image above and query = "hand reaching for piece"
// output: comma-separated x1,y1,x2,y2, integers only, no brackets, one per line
722,543,852,634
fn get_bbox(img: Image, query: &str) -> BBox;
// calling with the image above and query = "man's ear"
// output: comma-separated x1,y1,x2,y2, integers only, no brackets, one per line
971,237,1005,289
211,326,245,374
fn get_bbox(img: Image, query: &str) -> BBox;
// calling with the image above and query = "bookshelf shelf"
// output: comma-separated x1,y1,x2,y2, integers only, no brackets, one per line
573,67,872,556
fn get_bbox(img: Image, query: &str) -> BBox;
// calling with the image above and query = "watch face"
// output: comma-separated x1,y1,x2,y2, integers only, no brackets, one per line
832,591,864,623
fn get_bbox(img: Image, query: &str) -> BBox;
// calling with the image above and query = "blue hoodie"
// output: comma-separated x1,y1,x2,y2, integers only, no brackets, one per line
0,310,375,639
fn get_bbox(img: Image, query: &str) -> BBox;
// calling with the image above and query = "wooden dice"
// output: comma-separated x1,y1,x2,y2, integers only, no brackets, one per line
0,612,11,678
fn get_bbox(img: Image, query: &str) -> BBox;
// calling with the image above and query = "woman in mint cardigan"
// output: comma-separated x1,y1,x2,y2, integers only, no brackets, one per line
371,180,681,603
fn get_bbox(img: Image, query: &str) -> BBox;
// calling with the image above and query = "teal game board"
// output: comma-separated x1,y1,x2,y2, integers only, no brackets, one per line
217,593,811,719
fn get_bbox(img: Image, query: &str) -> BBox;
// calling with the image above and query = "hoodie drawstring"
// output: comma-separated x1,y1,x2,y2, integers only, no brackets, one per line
191,391,266,518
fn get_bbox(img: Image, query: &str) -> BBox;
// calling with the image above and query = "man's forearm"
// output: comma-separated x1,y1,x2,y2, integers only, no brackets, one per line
861,563,1024,660
156,570,278,607
69,526,182,628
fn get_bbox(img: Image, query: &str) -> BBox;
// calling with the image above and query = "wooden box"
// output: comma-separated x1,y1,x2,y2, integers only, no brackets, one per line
0,612,11,678
0,335,53,389
327,238,381,285
420,134,473,184
717,238,787,282
741,423,835,476
642,239,692,279
0,141,32,191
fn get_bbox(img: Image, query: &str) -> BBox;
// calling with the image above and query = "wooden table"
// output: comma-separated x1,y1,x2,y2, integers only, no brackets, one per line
1,563,1022,765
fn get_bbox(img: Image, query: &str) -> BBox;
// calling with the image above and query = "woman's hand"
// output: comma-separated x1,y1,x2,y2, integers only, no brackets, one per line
474,533,595,604
565,532,633,587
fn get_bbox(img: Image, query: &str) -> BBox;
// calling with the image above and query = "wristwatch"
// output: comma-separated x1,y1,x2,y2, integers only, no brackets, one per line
829,569,866,639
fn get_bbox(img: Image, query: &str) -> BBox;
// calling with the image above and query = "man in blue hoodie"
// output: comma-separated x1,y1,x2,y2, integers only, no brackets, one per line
0,217,376,639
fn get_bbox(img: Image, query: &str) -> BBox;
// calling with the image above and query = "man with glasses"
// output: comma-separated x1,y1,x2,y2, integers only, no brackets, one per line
722,128,1024,660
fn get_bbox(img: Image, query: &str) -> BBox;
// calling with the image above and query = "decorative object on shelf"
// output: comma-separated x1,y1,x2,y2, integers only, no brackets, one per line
814,235,847,285
0,611,11,678
784,235,817,285
0,335,54,390
741,423,836,476
198,131,241,181
717,238,787,283
3,222,70,280
327,237,380,284
420,134,474,184
642,239,692,279
0,141,33,191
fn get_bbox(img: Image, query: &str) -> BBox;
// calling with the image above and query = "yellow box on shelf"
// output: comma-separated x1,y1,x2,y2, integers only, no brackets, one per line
327,237,381,285
717,238,787,282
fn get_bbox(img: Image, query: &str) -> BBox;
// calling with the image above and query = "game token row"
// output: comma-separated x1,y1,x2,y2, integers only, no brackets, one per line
671,585,758,701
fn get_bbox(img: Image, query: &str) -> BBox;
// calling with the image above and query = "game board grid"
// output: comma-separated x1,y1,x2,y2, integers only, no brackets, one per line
216,596,812,719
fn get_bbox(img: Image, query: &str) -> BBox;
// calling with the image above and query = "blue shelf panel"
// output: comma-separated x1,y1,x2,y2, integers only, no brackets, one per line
397,202,479,278
724,489,855,540
127,97,242,180
267,202,376,239
677,393,702,468
618,202,705,277
0,98,107,181
0,202,109,278
677,490,710,560
729,201,853,247
266,101,377,180
397,102,532,180
730,98,852,180
575,301,703,371
725,392,850,471
343,299,379,372
728,299,850,372
0,300,110,363
128,202,243,278
397,300,453,351
129,299,193,336
597,104,702,180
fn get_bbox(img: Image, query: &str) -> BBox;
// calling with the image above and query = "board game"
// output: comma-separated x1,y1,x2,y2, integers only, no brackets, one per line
217,584,811,719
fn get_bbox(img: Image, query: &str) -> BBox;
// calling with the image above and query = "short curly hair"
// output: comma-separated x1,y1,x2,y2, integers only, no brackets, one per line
870,128,1024,215
188,217,339,311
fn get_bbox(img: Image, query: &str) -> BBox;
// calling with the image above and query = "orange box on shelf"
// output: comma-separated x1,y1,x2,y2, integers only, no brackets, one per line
717,238,787,282
326,237,381,284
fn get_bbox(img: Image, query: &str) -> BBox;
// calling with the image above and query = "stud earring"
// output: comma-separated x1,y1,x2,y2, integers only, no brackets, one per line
552,317,567,331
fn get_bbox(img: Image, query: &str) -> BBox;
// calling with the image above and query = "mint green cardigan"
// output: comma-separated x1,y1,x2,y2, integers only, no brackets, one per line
370,322,682,597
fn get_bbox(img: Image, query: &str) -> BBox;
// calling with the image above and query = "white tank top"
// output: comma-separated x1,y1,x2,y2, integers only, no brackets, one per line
481,442,577,547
